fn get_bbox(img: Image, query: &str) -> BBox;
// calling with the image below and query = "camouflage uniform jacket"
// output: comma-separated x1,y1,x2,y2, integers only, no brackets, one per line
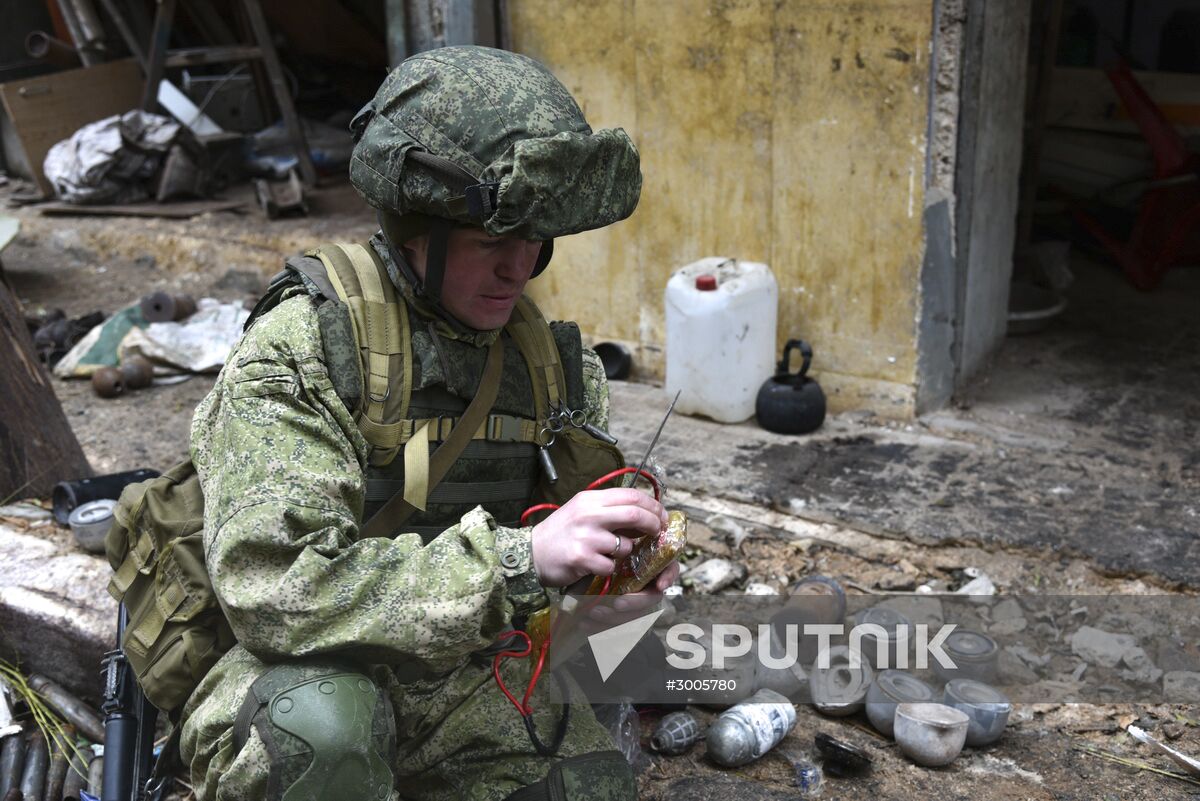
189,245,610,678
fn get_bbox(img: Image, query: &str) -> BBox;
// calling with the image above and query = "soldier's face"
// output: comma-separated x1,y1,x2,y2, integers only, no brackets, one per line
406,228,543,330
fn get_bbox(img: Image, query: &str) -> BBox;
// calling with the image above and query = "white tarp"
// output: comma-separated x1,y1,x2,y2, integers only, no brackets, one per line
43,110,181,204
54,298,248,379
120,298,249,374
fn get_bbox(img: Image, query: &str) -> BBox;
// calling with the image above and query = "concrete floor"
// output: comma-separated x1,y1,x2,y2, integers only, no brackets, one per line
609,254,1200,590
6,181,1196,592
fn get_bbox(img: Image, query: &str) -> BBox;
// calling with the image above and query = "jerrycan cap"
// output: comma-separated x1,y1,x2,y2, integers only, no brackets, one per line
695,274,718,291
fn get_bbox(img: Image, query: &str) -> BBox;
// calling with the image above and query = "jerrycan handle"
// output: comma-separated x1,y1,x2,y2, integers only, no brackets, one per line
778,339,814,383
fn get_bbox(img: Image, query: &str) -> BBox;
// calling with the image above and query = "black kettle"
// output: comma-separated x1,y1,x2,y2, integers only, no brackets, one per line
756,339,826,434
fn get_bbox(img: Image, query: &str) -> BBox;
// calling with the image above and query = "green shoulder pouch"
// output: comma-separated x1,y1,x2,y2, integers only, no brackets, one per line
105,461,236,715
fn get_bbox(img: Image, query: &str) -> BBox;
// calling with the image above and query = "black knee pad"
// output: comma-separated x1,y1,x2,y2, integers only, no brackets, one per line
233,661,395,801
504,751,637,801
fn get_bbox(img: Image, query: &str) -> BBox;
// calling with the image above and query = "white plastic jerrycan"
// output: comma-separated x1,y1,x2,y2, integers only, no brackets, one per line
665,257,778,423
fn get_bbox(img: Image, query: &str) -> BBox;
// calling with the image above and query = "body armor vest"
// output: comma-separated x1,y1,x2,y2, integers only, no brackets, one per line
272,241,624,537
365,320,585,540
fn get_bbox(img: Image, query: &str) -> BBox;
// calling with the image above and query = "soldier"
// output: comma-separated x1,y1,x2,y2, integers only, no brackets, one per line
179,46,678,801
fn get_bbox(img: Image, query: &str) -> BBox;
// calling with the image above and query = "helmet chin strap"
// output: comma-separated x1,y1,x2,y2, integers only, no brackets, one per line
377,212,477,333
377,211,556,331
422,217,452,305
532,239,554,277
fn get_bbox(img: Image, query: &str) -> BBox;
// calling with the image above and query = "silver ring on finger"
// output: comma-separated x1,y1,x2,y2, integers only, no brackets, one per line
609,534,622,557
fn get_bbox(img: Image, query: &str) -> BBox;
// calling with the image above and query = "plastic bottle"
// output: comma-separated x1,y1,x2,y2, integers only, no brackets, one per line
705,688,797,767
665,257,778,423
593,702,642,766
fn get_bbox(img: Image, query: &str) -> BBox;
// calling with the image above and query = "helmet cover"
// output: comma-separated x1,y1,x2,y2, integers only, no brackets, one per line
350,46,641,242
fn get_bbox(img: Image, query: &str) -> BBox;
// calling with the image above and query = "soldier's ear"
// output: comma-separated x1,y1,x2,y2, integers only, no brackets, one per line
402,234,431,280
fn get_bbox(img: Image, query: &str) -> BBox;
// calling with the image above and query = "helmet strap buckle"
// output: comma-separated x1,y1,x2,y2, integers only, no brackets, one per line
465,181,500,218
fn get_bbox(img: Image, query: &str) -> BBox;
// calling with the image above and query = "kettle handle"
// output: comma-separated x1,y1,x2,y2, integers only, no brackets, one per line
778,339,813,379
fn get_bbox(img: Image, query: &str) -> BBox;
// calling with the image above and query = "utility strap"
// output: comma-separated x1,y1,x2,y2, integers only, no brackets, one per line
361,335,504,537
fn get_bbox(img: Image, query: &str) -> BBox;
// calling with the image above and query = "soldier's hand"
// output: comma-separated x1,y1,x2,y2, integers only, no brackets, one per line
530,488,668,588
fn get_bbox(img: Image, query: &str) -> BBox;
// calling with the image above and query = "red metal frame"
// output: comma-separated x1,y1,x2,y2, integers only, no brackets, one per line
1072,62,1200,290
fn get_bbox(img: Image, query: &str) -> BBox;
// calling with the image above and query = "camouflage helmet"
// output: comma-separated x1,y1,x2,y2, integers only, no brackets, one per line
350,45,642,247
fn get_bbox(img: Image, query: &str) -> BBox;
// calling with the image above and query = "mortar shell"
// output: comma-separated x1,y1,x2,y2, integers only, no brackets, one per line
60,748,87,801
26,679,103,745
0,732,26,799
42,729,70,801
84,755,101,798
18,734,47,801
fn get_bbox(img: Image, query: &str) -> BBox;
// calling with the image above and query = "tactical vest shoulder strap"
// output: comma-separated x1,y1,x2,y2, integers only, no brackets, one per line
301,244,571,475
508,295,569,415
306,243,413,464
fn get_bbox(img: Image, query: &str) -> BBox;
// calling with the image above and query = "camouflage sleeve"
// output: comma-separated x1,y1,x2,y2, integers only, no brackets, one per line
580,346,611,432
191,295,546,673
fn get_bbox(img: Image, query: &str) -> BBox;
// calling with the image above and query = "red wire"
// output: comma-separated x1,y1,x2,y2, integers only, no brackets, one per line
519,468,661,527
520,503,560,527
492,631,533,713
519,574,613,711
586,467,662,499
495,466,661,719
494,573,615,716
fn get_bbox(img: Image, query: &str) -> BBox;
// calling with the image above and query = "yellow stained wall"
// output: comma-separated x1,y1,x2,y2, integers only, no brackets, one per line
513,0,932,417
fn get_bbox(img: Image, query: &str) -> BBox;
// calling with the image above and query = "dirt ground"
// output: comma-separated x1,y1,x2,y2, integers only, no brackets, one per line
630,505,1200,800
3,180,1199,800
2,181,373,473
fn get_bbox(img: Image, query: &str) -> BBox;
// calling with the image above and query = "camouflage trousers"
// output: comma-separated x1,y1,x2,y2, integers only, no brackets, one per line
179,645,629,801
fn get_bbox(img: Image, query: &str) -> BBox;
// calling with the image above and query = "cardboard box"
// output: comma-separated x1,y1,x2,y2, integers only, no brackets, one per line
0,59,143,196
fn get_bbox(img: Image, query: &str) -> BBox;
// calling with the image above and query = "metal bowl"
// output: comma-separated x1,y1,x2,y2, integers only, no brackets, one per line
866,671,936,738
810,645,874,717
68,499,116,554
894,703,969,767
942,679,1011,747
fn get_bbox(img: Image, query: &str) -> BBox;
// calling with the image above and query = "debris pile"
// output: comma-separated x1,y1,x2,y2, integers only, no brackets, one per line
0,664,107,801
621,508,1200,794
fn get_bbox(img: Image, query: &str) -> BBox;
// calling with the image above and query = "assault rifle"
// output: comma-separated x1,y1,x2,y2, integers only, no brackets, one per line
100,605,169,801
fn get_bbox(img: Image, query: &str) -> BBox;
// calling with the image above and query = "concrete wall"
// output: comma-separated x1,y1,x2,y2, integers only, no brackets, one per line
511,0,934,417
914,0,962,413
951,0,1030,389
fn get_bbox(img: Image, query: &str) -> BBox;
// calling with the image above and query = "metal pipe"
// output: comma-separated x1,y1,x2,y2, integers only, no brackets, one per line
53,0,101,67
41,730,69,801
25,679,103,746
18,735,47,801
51,469,158,527
0,733,26,799
65,0,107,54
95,0,147,69
24,32,83,69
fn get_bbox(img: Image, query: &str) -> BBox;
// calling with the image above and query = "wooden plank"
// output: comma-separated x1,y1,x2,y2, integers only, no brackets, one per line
140,0,175,110
0,268,93,499
1041,129,1151,195
37,198,245,218
243,0,317,185
1049,67,1200,136
0,59,143,196
165,45,263,67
